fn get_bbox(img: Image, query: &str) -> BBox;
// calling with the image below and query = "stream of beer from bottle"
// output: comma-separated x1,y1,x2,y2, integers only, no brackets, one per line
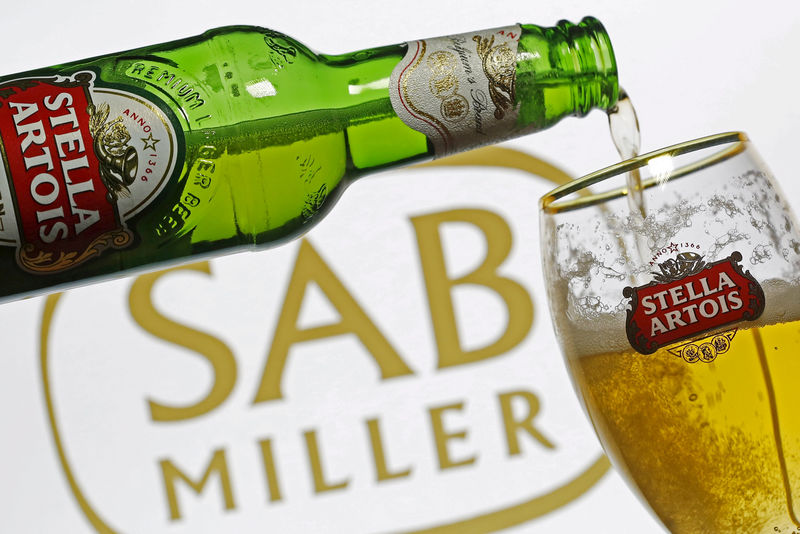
606,89,651,269
607,89,645,219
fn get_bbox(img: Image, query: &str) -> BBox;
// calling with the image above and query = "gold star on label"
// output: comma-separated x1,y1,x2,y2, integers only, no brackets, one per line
141,133,160,151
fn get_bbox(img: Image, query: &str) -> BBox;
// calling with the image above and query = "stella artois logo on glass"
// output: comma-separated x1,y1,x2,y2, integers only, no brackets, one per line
623,250,766,357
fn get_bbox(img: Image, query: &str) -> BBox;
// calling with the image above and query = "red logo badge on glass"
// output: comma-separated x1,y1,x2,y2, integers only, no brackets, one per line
623,251,765,359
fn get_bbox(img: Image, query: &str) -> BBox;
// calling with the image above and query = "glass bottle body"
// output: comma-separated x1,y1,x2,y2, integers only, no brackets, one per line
0,19,617,301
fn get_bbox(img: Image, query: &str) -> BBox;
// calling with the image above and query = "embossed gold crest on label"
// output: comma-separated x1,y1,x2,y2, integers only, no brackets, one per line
389,26,521,156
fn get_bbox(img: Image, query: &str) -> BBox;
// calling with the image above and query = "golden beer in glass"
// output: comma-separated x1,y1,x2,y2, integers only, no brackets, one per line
540,133,800,533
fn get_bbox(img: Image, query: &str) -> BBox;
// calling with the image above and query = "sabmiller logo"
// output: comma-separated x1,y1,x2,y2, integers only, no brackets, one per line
0,71,177,273
34,149,613,533
623,250,766,356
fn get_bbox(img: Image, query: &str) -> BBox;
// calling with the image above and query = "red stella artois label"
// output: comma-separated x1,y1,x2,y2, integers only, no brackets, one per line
0,71,177,273
623,251,765,357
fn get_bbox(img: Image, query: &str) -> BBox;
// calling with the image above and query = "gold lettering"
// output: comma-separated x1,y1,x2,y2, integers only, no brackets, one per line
258,439,283,502
252,239,413,403
429,402,477,470
159,448,235,521
499,390,555,456
129,263,237,421
366,418,412,482
411,209,533,369
304,429,349,493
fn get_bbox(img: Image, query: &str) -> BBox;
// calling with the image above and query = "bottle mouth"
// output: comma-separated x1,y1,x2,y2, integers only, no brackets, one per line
556,16,620,113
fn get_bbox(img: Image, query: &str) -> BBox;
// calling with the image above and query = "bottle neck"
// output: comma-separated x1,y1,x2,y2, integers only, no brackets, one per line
218,18,619,177
516,17,619,131
317,43,434,175
553,17,619,115
382,18,618,159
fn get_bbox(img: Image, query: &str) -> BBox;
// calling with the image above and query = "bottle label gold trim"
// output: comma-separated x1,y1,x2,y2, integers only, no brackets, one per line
389,25,521,157
0,71,178,273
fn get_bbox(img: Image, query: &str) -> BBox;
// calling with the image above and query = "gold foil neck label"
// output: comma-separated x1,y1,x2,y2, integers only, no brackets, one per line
389,25,521,157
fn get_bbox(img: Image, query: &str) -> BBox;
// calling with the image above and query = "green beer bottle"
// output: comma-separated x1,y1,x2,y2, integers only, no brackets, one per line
0,18,617,303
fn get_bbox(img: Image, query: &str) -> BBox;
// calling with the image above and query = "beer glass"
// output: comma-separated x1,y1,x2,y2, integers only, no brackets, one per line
539,132,800,534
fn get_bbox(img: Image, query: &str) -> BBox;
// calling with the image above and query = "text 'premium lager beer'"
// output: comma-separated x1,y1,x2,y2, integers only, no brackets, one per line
0,18,617,303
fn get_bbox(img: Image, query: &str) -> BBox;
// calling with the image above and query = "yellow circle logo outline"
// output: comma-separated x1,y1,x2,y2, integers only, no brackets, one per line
39,146,610,534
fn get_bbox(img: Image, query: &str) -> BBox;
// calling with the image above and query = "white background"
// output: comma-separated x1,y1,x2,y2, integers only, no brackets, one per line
0,1,798,533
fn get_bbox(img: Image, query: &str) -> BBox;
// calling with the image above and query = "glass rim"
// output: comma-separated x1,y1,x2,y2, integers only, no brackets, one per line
540,131,748,214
